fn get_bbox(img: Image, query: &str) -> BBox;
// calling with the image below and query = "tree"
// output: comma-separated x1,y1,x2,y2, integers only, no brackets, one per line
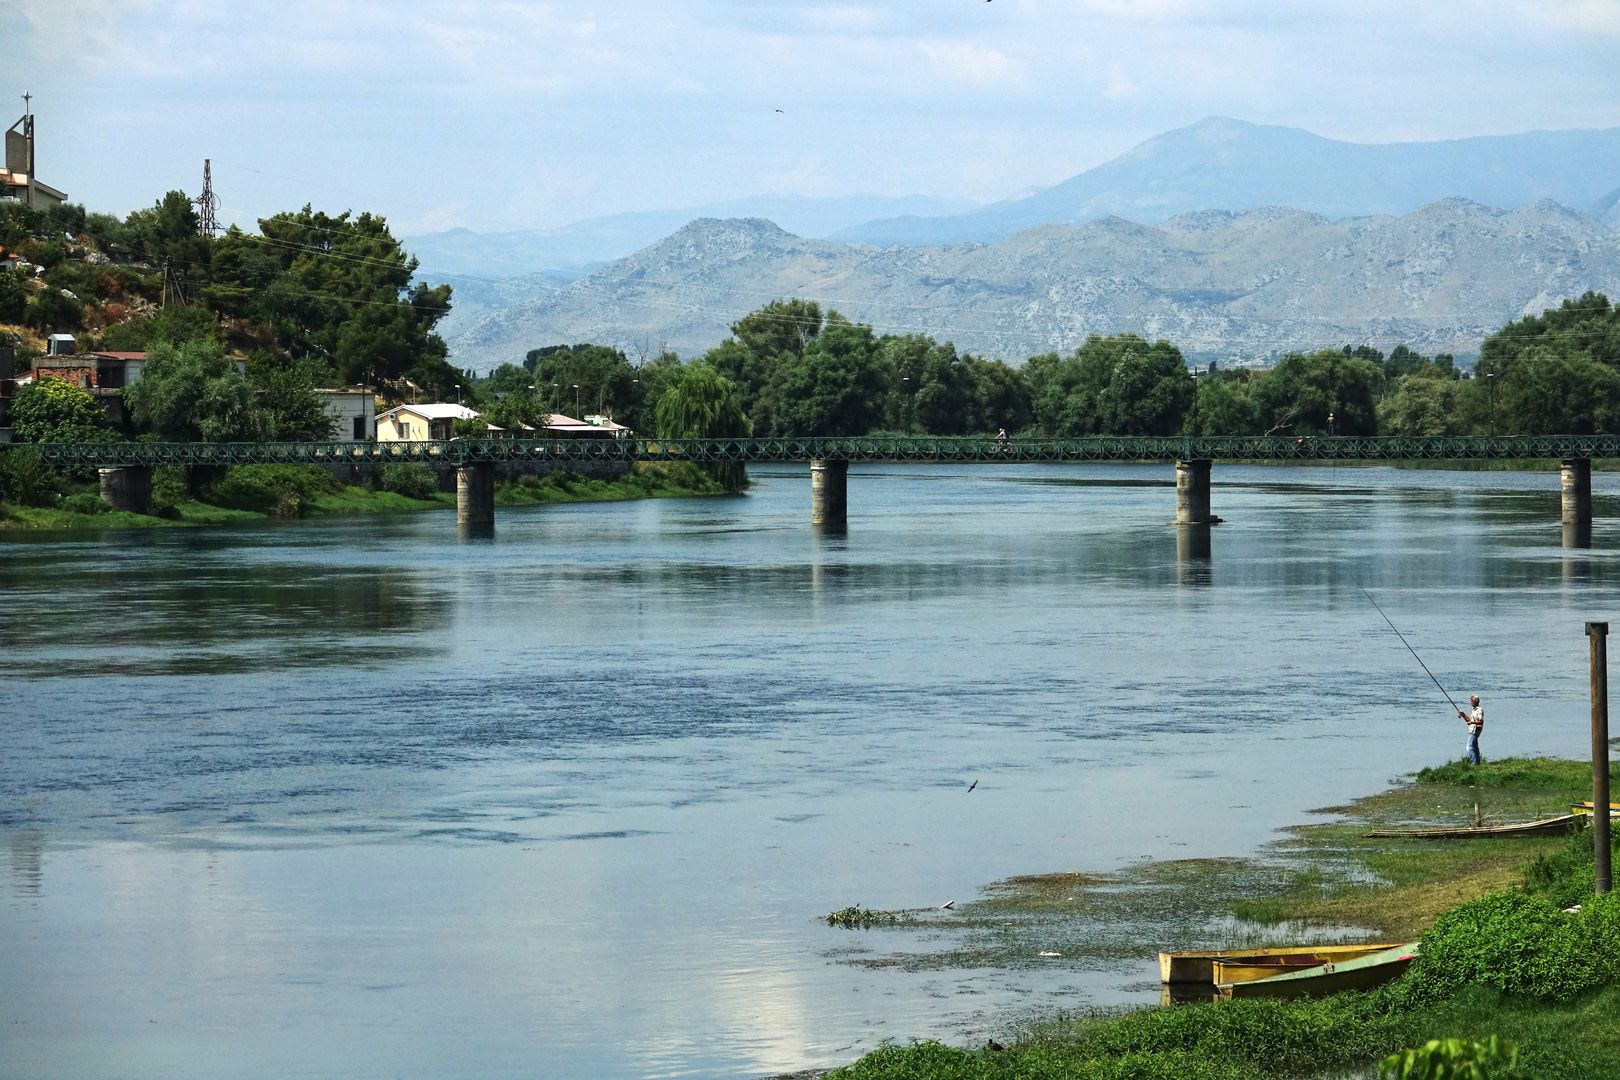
1248,349,1379,436
1028,335,1194,437
10,379,110,443
1183,372,1257,435
655,362,750,490
759,313,887,435
125,339,269,441
248,206,455,389
0,267,28,323
523,343,638,418
1377,368,1465,436
1478,294,1620,434
707,299,825,430
1496,352,1620,435
255,357,336,440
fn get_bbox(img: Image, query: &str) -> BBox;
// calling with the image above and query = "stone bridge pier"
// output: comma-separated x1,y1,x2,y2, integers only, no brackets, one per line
810,458,848,526
98,466,152,514
1174,459,1220,525
1562,458,1593,530
457,463,495,527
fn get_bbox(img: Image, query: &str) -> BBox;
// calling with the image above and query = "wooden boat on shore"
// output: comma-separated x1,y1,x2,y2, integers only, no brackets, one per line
1218,942,1419,1000
1364,813,1583,839
1159,942,1396,986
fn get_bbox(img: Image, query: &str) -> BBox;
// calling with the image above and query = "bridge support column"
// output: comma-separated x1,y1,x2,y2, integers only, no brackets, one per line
810,458,848,526
1174,459,1218,525
457,463,495,527
98,466,151,514
1562,458,1593,529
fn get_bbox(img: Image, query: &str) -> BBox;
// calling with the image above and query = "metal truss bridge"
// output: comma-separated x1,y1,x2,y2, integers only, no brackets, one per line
17,434,1620,467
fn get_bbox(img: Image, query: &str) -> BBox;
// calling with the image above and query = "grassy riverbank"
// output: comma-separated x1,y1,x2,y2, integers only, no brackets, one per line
821,757,1620,1079
0,462,733,530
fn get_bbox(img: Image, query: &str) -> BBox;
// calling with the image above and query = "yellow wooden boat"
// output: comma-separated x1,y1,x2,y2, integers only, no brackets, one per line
1571,802,1620,816
1159,942,1397,985
1219,942,1419,1000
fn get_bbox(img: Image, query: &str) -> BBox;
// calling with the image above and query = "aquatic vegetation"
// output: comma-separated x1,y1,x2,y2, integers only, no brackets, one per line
825,905,902,929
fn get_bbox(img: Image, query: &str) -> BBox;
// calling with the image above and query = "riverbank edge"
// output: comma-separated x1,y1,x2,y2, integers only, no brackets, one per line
797,756,1620,1080
0,462,741,532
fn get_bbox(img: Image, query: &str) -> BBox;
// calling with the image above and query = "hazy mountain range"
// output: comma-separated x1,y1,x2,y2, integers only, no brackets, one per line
422,118,1620,369
445,200,1620,368
404,194,978,280
833,117,1620,246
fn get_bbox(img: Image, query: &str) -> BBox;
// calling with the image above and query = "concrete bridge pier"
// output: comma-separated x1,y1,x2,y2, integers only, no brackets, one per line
98,466,152,514
1562,459,1593,529
457,463,496,527
810,458,848,527
1174,459,1220,525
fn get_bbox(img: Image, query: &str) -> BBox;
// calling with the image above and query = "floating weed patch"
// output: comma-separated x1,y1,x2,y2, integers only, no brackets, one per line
825,905,903,929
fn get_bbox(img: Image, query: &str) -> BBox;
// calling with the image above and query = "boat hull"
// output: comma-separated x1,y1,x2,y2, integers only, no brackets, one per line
1218,943,1419,1000
1159,942,1395,985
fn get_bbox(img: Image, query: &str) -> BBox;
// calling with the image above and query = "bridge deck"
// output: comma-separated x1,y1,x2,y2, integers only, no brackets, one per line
10,435,1619,467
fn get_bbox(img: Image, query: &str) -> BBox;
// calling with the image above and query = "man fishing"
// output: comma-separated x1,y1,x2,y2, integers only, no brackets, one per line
1459,694,1484,765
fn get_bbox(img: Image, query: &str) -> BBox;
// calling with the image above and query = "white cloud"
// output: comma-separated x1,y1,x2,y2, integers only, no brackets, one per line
916,40,1028,90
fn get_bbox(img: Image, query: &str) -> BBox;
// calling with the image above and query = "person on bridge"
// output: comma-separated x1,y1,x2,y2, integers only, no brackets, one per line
1459,694,1484,765
996,427,1009,443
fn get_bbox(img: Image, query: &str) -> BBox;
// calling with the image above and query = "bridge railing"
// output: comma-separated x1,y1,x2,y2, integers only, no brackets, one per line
9,434,1620,466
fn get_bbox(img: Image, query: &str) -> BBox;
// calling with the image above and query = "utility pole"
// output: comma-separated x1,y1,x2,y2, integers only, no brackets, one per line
195,159,219,239
1590,622,1613,895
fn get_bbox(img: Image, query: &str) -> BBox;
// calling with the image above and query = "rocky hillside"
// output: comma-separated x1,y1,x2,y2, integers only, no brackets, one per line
444,199,1620,368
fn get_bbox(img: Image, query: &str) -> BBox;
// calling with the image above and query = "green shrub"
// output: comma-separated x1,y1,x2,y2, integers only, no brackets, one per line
205,464,339,514
58,491,111,515
1524,824,1620,909
379,463,438,500
1407,893,1601,1004
1380,1035,1521,1079
0,447,62,506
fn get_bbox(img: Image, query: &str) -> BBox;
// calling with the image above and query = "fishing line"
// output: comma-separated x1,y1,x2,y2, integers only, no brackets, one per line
1356,581,1462,714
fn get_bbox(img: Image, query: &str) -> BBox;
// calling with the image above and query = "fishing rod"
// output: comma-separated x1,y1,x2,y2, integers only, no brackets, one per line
1356,582,1463,715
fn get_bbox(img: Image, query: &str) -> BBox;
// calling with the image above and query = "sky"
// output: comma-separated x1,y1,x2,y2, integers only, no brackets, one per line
5,0,1620,237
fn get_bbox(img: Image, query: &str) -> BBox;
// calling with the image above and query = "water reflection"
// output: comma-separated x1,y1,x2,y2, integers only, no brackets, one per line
1564,521,1593,550
1175,524,1213,589
4,831,43,897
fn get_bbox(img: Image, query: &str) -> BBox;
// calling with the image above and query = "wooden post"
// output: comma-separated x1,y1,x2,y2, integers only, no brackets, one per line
1589,620,1612,895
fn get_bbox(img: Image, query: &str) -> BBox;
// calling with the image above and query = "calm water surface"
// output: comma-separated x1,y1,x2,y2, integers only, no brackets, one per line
3,463,1618,1079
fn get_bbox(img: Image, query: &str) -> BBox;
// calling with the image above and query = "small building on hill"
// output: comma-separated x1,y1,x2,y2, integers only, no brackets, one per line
2,98,67,212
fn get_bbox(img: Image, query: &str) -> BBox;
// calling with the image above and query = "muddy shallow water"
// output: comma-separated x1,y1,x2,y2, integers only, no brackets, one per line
2,463,1615,1079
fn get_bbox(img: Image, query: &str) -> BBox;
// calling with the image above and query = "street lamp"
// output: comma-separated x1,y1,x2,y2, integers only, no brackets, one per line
1327,410,1336,437
572,383,581,415
454,383,462,406
1487,372,1497,435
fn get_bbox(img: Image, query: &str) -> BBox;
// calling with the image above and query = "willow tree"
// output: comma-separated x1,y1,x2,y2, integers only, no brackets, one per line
654,362,751,491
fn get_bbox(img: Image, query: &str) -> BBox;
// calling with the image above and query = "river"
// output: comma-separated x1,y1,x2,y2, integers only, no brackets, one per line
2,463,1615,1079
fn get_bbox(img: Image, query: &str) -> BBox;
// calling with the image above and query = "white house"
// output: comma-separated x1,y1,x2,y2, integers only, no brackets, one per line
315,388,377,442
375,403,480,441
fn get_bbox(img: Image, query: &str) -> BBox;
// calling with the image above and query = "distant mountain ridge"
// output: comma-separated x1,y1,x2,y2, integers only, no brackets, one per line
403,193,977,279
833,117,1620,245
444,199,1620,369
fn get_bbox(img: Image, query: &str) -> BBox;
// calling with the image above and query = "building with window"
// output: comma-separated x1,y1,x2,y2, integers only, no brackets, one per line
375,403,480,442
315,388,377,442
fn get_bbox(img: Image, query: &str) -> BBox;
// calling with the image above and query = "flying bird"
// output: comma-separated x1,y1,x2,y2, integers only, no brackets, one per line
966,779,978,793
775,108,784,113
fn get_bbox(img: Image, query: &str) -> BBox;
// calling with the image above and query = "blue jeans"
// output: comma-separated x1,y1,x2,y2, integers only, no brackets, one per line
1466,728,1482,765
